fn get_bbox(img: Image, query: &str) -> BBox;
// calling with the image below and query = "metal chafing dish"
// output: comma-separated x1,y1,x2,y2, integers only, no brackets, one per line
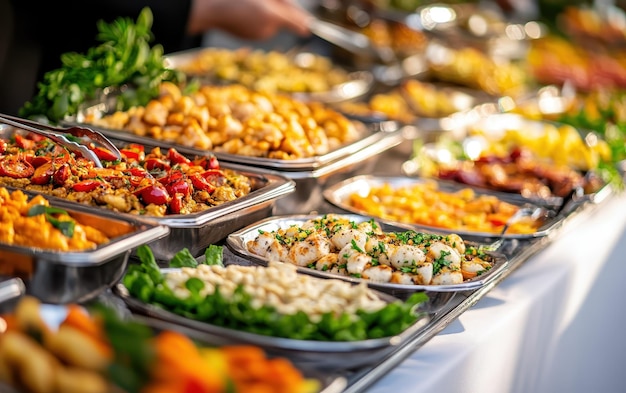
68,112,402,172
0,187,169,304
0,124,296,261
114,265,432,370
323,174,564,240
64,116,406,215
0,282,349,393
402,112,615,209
225,213,508,308
164,47,375,105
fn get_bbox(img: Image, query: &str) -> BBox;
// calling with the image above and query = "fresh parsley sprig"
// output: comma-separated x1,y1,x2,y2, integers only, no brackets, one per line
19,7,183,123
27,204,75,238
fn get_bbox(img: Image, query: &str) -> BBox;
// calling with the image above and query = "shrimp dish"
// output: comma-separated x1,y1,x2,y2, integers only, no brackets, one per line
246,214,495,286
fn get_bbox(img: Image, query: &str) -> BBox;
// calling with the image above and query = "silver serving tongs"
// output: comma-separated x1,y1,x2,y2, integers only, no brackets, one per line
485,204,549,252
309,18,396,64
0,114,122,168
0,278,26,304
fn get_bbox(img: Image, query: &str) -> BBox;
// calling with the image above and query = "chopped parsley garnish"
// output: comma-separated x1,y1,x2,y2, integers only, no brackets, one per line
350,239,364,253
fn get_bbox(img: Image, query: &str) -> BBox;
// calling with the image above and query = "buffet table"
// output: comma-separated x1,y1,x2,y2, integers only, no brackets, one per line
361,183,626,393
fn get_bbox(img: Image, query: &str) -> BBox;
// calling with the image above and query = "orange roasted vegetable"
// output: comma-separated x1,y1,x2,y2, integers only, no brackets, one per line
0,187,109,251
142,330,225,393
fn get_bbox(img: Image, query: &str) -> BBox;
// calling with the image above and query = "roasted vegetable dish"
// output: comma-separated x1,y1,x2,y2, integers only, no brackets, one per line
343,181,544,234
84,82,361,159
246,214,495,285
0,187,109,251
173,47,352,94
0,296,320,393
0,130,252,216
123,245,428,341
337,80,482,123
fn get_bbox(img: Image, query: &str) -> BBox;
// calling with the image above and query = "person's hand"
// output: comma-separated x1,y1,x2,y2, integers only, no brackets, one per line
188,0,313,40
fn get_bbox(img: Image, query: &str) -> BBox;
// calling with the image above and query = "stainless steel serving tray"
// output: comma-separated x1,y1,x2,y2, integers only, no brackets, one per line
121,163,295,261
0,123,296,260
0,285,348,393
0,187,170,304
113,264,431,370
402,112,615,208
335,81,496,128
164,47,374,105
323,174,563,239
226,214,509,299
68,112,400,172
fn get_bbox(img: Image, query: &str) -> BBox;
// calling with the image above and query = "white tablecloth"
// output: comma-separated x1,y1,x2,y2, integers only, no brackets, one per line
366,192,626,393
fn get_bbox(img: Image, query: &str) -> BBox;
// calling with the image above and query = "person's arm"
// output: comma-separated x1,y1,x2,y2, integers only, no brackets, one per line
187,0,312,40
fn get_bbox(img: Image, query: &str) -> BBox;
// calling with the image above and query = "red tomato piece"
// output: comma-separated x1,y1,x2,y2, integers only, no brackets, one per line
193,155,220,170
72,179,103,192
167,148,191,165
14,134,35,150
169,193,184,214
92,147,119,162
31,162,55,185
128,143,144,152
120,149,140,161
136,185,170,205
0,156,34,178
30,156,51,168
157,170,185,185
166,180,190,197
190,173,215,193
145,158,171,171
53,164,71,186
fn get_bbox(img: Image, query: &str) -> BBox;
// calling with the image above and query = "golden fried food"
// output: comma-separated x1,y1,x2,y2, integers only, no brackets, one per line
86,82,361,159
346,181,542,234
0,188,109,251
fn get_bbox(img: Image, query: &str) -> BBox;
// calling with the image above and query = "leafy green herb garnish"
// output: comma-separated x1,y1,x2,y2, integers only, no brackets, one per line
27,204,75,238
19,7,183,123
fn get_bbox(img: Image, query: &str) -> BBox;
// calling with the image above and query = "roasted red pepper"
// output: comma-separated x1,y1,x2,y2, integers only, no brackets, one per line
193,155,220,170
72,179,103,192
30,162,55,185
13,134,35,150
190,173,215,193
92,147,119,162
166,180,190,197
169,193,184,214
135,184,170,205
29,156,51,168
53,164,71,186
167,148,191,165
0,156,34,178
145,158,171,171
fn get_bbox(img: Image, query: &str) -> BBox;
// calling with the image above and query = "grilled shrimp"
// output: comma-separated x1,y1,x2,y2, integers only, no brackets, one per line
444,234,466,255
379,243,426,270
428,242,461,269
461,257,492,280
339,244,371,274
431,267,463,285
330,225,369,250
287,232,331,267
362,265,393,283
246,232,288,261
391,271,416,285
315,253,338,271
413,263,434,285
